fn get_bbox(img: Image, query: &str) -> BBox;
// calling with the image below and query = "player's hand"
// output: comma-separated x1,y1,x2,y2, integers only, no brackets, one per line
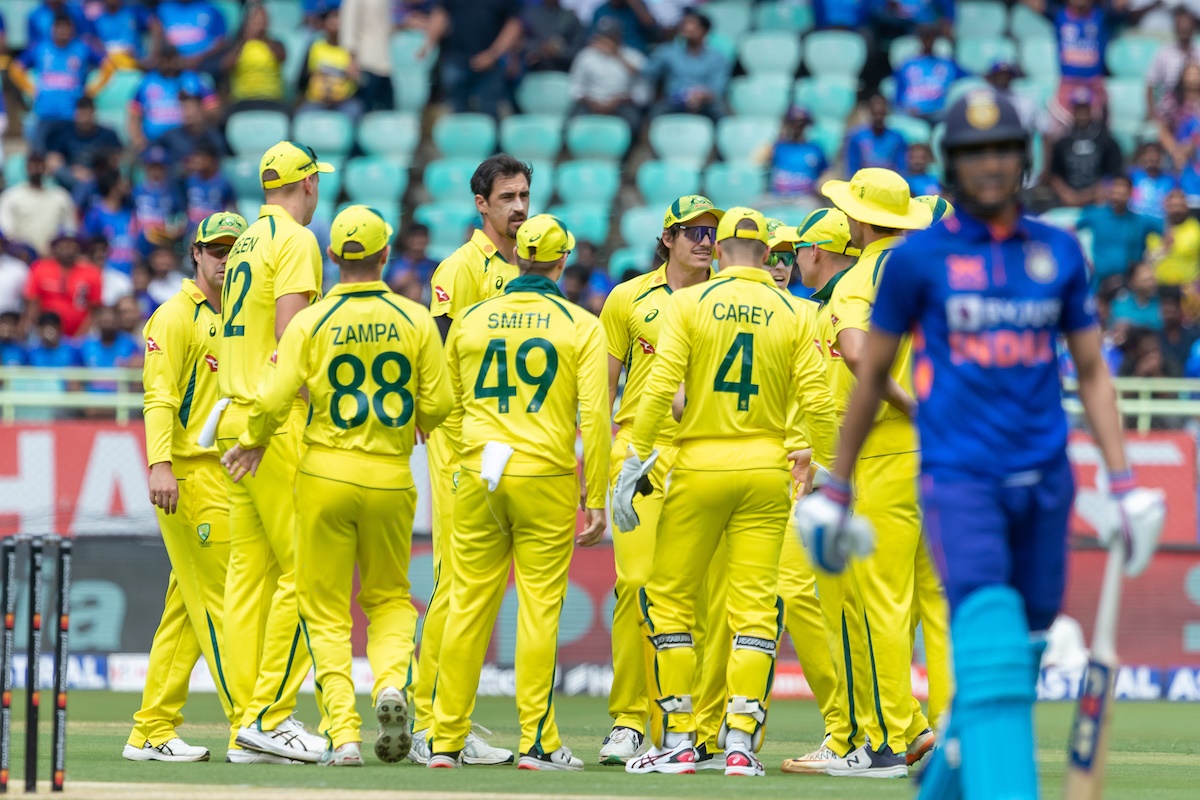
414,425,427,445
612,445,658,533
148,461,179,514
787,449,812,486
795,477,874,574
1098,480,1165,577
221,443,266,483
577,507,607,547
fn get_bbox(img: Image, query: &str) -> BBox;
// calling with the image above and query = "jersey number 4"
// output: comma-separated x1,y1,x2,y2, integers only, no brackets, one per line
714,332,758,411
328,352,414,429
474,337,558,413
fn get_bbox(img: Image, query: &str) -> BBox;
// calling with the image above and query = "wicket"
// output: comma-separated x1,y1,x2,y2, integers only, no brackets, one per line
0,537,72,794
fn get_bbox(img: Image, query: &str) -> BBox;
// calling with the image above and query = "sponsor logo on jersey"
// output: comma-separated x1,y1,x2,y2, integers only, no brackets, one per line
269,350,278,364
204,354,218,372
637,336,655,354
197,523,210,546
644,309,659,322
435,286,450,303
146,337,161,352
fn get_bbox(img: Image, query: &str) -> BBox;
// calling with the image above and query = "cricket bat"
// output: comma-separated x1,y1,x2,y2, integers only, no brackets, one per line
1064,543,1126,799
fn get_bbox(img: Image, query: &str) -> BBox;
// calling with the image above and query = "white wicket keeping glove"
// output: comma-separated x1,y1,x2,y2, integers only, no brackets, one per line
795,477,874,574
1097,472,1165,577
612,445,659,533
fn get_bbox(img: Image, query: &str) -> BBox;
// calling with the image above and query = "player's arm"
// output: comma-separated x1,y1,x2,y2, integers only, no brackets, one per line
430,256,481,341
630,297,690,460
836,326,916,419
274,232,322,340
1068,327,1128,473
414,311,454,433
141,305,188,514
599,287,630,412
790,312,839,474
830,330,902,482
441,318,466,446
577,320,612,546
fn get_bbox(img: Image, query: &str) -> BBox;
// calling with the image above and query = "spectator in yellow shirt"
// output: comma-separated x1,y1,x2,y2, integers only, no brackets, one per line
299,9,364,123
221,4,287,116
1146,188,1200,286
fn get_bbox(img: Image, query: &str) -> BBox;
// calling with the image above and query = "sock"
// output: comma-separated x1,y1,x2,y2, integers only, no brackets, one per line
725,729,753,752
663,731,690,748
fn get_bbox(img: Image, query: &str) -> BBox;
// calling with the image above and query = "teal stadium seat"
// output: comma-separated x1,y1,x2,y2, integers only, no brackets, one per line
879,75,896,102
637,160,701,207
393,74,433,111
5,1,37,51
804,31,867,78
956,36,1018,76
954,2,1008,39
1107,78,1148,123
716,116,780,164
811,120,844,162
226,110,290,156
222,156,265,199
728,75,792,118
1011,78,1052,110
620,206,667,249
648,114,714,168
279,30,314,101
315,159,345,201
264,1,305,40
499,115,564,162
391,30,438,74
415,203,478,258
433,113,497,160
565,115,632,161
515,72,573,116
793,76,858,123
753,1,813,33
214,0,242,33
1009,4,1056,43
555,161,620,206
703,163,767,209
886,115,933,146
609,247,650,276
94,70,143,114
1106,35,1163,81
945,76,990,108
889,35,954,68
343,157,408,204
293,110,354,157
358,112,421,165
548,204,610,244
1039,207,1082,231
423,159,479,203
705,1,753,40
527,160,556,210
706,32,737,64
1019,38,1060,86
95,107,131,144
738,32,801,77
4,154,27,189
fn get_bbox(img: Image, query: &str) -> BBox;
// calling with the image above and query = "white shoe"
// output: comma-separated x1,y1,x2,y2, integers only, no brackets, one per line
825,744,908,778
624,740,697,775
122,738,210,762
463,724,515,765
781,739,841,774
318,742,364,767
725,746,765,777
373,687,412,763
278,715,330,753
407,728,430,765
236,722,325,764
427,751,462,769
224,747,304,765
598,726,643,765
518,745,584,771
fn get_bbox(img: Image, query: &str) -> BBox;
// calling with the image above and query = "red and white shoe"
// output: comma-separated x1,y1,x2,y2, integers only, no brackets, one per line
907,728,936,766
624,741,697,775
725,746,765,777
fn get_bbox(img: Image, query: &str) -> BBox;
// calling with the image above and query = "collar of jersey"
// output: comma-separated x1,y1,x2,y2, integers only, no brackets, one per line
945,208,1032,242
652,262,717,289
858,236,905,261
811,267,853,304
182,278,206,304
327,280,389,296
258,204,297,223
470,228,508,262
716,265,776,285
504,273,565,298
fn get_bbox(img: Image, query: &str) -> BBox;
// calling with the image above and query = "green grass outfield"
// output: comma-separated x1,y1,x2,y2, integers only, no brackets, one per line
14,691,1200,798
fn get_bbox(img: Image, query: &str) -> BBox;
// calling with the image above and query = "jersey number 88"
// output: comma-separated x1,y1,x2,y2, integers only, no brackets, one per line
328,352,414,429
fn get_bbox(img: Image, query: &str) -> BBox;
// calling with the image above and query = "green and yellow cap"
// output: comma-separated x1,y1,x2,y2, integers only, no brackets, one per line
795,207,861,257
330,205,394,260
259,140,335,190
517,214,576,262
194,211,248,244
766,218,801,248
663,194,725,228
914,194,955,225
716,207,769,245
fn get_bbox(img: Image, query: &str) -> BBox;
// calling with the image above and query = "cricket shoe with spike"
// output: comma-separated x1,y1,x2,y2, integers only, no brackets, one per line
518,746,584,771
725,746,765,777
624,741,697,775
318,742,363,767
598,726,643,765
122,738,210,762
907,728,936,766
407,729,430,765
373,687,412,763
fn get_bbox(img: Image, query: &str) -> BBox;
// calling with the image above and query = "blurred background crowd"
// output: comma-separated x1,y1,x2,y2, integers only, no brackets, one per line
1,0,1200,404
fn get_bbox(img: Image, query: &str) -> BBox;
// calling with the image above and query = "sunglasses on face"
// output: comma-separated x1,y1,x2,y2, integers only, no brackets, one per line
768,251,797,268
676,224,717,244
200,243,232,258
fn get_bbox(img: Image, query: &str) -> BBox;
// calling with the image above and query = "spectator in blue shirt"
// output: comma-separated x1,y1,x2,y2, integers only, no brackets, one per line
157,0,227,75
765,107,829,200
128,46,218,151
0,312,27,367
384,223,439,295
46,97,122,198
1129,142,1177,221
903,142,941,196
27,0,93,50
155,91,228,164
643,9,730,121
78,304,139,391
92,0,159,68
893,23,963,122
27,311,81,368
590,0,658,54
184,143,237,236
82,172,136,276
0,9,7,57
845,93,908,174
132,147,186,259
1076,174,1162,286
1051,0,1112,132
869,0,954,41
1110,261,1165,331
813,0,866,29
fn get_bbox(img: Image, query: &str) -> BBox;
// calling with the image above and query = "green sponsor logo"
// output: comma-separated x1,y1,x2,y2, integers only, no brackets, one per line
197,523,211,545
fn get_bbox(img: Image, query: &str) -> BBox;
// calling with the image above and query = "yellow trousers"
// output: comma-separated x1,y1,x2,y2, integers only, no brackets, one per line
913,537,953,729
296,468,420,748
128,456,235,747
218,401,312,740
431,468,575,755
643,466,790,742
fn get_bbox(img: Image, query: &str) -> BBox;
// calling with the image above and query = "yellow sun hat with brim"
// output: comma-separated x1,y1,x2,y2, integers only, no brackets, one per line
663,194,725,228
795,207,862,257
914,194,955,225
766,218,801,248
716,207,769,245
259,140,335,190
331,205,394,260
517,214,576,263
821,168,933,230
194,212,248,245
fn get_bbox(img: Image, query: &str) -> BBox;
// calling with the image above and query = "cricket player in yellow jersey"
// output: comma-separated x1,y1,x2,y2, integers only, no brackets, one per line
428,215,609,772
222,206,453,768
411,155,532,766
616,208,839,779
124,212,248,763
212,140,333,764
597,194,728,766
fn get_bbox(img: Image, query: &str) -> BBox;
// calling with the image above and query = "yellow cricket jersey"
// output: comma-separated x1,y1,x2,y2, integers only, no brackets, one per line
429,229,519,319
630,266,838,472
600,263,713,445
445,274,609,509
781,294,829,457
219,205,323,403
238,281,453,489
142,279,223,465
819,236,918,458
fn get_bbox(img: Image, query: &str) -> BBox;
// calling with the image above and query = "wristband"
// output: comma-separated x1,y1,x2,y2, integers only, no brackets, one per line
1109,468,1136,497
823,475,852,507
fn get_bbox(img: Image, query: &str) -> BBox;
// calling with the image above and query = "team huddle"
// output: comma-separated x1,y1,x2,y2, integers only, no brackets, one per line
125,90,1167,794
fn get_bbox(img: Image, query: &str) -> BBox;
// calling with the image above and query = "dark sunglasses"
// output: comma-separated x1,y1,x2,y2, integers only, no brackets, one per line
200,243,232,258
768,251,796,268
676,224,717,244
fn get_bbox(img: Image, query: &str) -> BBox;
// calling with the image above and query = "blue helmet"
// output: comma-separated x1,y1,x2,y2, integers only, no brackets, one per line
940,88,1030,193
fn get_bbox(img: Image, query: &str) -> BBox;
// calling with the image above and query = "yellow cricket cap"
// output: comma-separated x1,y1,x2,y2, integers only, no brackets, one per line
914,194,955,225
194,211,248,244
766,218,800,248
330,205,394,260
821,168,932,230
663,194,725,228
516,214,576,262
716,207,769,245
795,207,861,257
259,140,335,190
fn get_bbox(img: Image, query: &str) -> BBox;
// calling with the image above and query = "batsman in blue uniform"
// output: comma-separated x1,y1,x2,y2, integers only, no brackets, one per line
796,89,1165,799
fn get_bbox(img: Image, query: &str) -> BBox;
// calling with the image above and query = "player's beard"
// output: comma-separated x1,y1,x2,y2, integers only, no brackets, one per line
506,214,526,238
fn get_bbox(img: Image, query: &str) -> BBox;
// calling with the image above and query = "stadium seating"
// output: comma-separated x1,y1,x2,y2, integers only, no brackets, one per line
954,2,1009,39
499,115,564,162
423,159,479,203
706,32,738,64
889,35,954,67
293,110,354,158
265,1,305,39
956,36,1018,76
548,203,611,244
609,247,650,276
886,115,933,146
1107,78,1149,125
222,156,265,200
280,30,314,101
753,1,814,34
716,116,779,164
4,0,37,51
1040,206,1082,230
343,157,408,204
358,112,421,165
793,76,858,123
433,113,497,160
810,120,845,162
1106,35,1163,81
648,114,714,168
528,159,556,210
738,32,801,77
729,74,792,118
703,162,767,209
4,154,27,190
945,76,990,108
1009,3,1056,42
515,72,573,116
565,115,632,161
705,0,753,41
636,160,702,206
415,203,477,257
393,73,433,112
1012,78,1052,110
555,161,620,206
226,110,291,156
93,70,143,115
1019,38,1060,85
391,30,438,74
804,31,867,78
620,206,666,248
214,0,243,32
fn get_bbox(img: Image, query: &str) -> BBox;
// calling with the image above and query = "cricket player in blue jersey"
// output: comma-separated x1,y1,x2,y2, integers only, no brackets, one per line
796,89,1165,799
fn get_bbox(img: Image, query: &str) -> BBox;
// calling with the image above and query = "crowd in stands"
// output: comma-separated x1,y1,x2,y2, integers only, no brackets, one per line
2,0,1200,404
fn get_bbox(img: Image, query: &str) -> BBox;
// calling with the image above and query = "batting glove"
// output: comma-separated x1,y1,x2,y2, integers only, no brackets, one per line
795,476,874,574
1098,470,1165,578
612,445,659,533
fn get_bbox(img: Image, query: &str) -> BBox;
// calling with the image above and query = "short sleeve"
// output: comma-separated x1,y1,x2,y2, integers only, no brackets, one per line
871,244,925,337
273,229,321,300
429,254,480,318
1059,235,1098,333
599,285,631,361
829,266,874,336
